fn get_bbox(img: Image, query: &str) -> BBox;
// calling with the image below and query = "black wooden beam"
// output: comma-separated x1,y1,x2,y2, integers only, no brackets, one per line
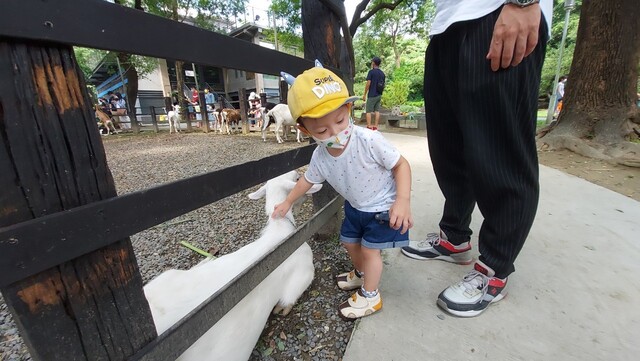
129,196,343,361
0,0,317,77
0,145,314,288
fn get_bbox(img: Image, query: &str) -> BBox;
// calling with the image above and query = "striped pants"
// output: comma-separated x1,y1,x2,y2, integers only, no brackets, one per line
424,8,548,279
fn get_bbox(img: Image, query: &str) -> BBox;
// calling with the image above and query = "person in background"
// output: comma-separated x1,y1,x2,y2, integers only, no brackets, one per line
189,87,198,121
555,75,567,118
248,91,263,128
205,88,216,107
362,56,385,131
114,92,131,129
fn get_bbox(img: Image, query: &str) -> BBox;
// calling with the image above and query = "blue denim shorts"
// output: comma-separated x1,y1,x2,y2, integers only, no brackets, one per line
340,201,410,250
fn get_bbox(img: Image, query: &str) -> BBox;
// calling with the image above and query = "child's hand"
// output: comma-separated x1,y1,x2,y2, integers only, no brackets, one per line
272,201,292,219
389,199,413,234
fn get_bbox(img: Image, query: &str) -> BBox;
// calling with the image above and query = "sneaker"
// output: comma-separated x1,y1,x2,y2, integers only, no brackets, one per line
372,126,378,131
401,232,473,264
336,269,364,291
338,289,382,320
436,260,507,317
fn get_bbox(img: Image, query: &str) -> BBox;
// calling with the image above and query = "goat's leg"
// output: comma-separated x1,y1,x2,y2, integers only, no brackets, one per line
275,123,283,144
273,246,314,316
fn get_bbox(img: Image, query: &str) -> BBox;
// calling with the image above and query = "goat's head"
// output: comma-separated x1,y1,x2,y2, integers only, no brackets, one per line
248,171,322,223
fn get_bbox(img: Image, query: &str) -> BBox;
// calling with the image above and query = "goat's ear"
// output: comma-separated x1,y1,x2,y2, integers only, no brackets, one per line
305,183,323,194
247,184,267,199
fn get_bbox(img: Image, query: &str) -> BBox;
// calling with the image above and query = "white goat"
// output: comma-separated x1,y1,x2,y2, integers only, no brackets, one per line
143,171,321,361
167,104,181,134
261,104,304,143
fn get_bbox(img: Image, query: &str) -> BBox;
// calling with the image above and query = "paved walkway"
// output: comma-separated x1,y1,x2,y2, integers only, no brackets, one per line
343,132,640,361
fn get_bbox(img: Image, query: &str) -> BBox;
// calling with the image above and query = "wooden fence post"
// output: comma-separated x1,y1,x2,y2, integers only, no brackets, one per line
0,40,156,360
150,106,159,133
239,87,249,135
260,92,267,107
198,91,210,133
279,79,288,104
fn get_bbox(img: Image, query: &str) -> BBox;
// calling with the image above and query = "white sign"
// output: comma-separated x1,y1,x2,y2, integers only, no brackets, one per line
185,70,195,77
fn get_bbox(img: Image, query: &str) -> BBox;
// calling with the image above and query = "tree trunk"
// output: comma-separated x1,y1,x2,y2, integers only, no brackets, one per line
302,0,342,68
538,0,640,167
302,0,343,237
117,52,141,133
175,60,190,131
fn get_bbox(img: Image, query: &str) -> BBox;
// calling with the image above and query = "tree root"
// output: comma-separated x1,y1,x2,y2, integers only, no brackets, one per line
537,134,640,168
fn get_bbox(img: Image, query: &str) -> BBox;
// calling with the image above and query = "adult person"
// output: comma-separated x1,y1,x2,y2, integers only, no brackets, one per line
401,0,553,317
555,75,567,117
362,57,385,130
204,88,216,107
247,91,262,128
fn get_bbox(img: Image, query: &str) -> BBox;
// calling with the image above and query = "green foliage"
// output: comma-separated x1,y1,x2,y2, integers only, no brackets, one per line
381,80,410,108
390,39,426,101
369,0,432,40
540,0,582,95
404,99,424,108
74,47,107,79
261,28,304,56
270,0,301,33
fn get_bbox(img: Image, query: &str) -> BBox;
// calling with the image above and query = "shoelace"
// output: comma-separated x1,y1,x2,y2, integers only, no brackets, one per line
417,232,441,248
461,270,489,293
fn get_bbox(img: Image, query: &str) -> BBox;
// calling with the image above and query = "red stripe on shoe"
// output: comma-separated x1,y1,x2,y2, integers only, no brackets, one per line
439,239,471,253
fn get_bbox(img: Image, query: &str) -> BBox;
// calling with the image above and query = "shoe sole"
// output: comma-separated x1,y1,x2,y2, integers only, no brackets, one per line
337,283,363,291
338,308,380,321
436,293,506,318
401,248,473,265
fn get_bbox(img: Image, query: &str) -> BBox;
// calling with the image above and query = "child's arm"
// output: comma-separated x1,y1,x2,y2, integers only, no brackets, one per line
389,156,414,234
272,176,315,218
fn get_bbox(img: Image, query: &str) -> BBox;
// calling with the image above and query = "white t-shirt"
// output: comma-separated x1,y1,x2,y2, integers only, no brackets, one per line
430,0,553,36
304,126,401,212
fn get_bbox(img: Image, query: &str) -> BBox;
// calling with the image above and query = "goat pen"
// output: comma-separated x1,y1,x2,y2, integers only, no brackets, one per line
0,0,344,360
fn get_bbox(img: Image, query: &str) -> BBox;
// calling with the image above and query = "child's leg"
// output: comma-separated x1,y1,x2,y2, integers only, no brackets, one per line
360,246,382,292
342,242,364,272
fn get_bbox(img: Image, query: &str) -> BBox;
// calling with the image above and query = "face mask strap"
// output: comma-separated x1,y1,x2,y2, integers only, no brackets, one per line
296,123,311,136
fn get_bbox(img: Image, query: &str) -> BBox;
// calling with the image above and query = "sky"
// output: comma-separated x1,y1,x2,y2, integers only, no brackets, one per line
247,0,359,26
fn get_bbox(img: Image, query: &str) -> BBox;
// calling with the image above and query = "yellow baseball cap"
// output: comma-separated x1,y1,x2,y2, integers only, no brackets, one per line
287,66,359,122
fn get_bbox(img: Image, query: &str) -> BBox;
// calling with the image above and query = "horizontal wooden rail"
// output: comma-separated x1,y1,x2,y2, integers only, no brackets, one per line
129,195,343,361
0,0,321,77
0,145,314,287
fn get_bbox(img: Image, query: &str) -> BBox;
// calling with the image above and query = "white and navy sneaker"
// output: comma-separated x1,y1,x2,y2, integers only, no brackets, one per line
437,260,507,317
401,231,473,264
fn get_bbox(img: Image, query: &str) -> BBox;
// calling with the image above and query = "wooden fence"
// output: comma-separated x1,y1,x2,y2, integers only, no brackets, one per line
0,0,343,359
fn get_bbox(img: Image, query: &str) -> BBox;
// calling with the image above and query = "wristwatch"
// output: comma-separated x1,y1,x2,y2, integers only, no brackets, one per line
504,0,540,7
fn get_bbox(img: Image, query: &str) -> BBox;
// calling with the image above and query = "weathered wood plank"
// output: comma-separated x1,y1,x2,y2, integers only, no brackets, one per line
129,196,343,361
0,0,318,78
0,144,314,288
0,40,156,360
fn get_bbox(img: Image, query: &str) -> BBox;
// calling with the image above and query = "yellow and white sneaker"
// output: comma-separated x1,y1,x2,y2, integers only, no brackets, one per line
336,269,364,291
338,289,382,320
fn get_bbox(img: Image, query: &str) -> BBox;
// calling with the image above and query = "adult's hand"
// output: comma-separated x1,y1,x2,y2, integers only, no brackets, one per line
486,4,541,71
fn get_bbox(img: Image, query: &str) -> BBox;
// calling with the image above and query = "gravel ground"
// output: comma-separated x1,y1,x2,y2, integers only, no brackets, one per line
0,131,354,361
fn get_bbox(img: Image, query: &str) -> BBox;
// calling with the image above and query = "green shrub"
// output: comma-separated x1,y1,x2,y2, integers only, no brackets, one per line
381,80,410,109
